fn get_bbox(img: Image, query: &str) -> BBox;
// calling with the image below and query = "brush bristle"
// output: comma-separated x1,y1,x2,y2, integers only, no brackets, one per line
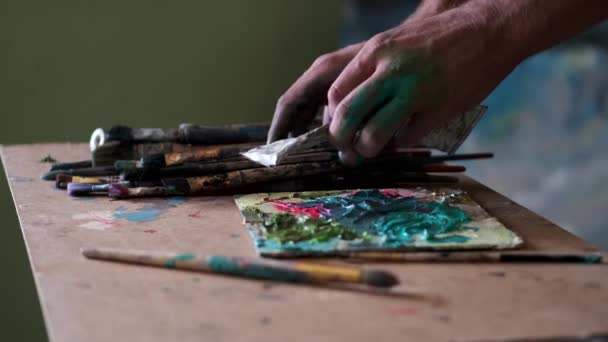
108,183,131,198
67,183,94,196
41,170,60,181
55,174,72,189
361,269,400,288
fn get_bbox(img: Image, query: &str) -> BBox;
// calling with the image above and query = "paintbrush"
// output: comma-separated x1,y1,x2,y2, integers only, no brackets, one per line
81,247,399,288
92,141,194,167
55,174,122,189
162,161,460,195
116,151,340,181
50,160,93,171
421,164,465,173
161,161,342,194
142,142,262,169
90,123,269,151
42,166,118,181
108,172,458,198
343,251,604,264
108,184,181,198
92,141,263,167
132,150,474,182
67,182,131,197
163,158,466,195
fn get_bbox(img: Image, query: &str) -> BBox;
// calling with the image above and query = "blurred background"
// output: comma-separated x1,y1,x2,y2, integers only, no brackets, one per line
1,1,606,340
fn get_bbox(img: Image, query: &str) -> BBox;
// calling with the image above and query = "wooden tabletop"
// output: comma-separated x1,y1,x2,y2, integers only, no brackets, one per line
2,143,607,342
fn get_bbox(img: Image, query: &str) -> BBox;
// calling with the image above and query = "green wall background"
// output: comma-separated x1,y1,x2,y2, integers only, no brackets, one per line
0,1,341,340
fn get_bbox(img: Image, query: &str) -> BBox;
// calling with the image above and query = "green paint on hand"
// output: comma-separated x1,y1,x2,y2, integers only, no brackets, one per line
165,253,195,268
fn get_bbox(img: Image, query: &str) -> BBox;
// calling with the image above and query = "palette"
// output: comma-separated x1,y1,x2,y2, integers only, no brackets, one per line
235,188,523,257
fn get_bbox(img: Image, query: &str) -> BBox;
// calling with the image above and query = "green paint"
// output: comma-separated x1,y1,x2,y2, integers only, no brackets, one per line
583,254,603,264
337,50,445,145
165,253,195,268
262,212,362,243
207,255,309,283
245,190,472,247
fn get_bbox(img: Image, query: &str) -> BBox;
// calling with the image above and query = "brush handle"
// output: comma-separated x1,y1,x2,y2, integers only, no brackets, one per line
41,166,117,181
421,164,466,173
50,160,93,172
163,143,261,166
91,124,269,151
346,251,604,263
172,161,342,193
81,248,398,287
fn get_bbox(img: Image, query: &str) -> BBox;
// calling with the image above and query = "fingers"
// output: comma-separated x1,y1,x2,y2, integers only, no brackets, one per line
327,48,377,114
352,74,420,157
322,106,331,125
353,96,416,158
268,44,364,143
267,77,325,143
328,70,390,149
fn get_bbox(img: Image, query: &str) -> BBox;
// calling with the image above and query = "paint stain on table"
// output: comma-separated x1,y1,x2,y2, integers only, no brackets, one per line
72,197,187,231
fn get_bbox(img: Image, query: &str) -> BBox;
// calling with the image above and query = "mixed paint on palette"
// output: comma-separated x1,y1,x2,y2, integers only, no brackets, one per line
234,188,522,257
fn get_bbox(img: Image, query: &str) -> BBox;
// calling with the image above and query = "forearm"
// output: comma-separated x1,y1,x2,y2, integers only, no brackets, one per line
410,0,471,19
468,0,608,60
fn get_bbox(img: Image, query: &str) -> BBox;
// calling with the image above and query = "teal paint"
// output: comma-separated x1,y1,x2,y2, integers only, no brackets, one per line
248,189,473,255
113,197,187,222
168,197,186,206
294,189,471,246
207,256,309,283
583,254,603,264
165,253,195,268
113,206,162,222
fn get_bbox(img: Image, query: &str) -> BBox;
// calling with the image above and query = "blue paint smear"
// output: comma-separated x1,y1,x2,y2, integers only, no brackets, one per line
113,206,162,222
112,197,187,223
168,197,186,207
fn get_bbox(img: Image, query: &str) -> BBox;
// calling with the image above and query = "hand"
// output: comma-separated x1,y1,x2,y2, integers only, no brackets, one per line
267,43,364,143
267,0,469,144
327,7,522,164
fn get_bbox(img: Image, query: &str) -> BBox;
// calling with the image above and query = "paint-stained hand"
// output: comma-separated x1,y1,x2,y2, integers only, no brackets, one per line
327,8,523,164
267,43,364,143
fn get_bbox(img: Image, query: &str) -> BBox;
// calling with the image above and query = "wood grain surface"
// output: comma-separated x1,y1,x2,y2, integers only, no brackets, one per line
1,143,606,342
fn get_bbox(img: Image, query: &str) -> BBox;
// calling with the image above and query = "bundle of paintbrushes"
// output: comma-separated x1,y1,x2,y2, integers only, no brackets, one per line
42,110,494,199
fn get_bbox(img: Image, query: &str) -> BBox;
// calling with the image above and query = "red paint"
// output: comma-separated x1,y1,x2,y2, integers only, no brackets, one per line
143,229,157,234
379,189,417,199
264,198,327,218
387,307,418,316
91,213,117,226
188,209,202,218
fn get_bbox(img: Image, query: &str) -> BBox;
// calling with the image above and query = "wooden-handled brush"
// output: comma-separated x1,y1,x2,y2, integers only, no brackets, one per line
90,124,269,151
82,247,400,288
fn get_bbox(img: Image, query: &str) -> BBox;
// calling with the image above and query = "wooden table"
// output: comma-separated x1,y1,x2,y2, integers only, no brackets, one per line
2,143,607,342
